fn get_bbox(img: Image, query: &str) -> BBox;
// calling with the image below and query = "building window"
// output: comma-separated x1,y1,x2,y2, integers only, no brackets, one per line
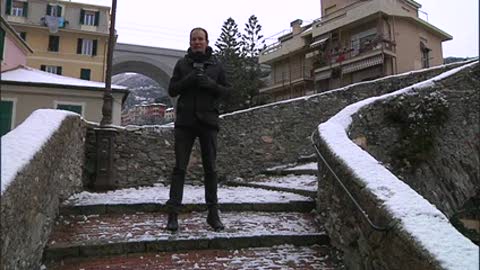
80,9,99,26
9,1,28,17
55,102,83,115
40,65,62,75
46,4,62,17
48,35,59,52
19,31,27,41
0,99,15,136
80,68,91,80
77,38,97,56
420,41,431,68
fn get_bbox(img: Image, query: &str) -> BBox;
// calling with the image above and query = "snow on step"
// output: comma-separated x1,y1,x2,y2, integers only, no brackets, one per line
48,211,323,247
62,184,312,206
237,174,317,192
265,162,318,173
46,244,343,270
284,162,317,171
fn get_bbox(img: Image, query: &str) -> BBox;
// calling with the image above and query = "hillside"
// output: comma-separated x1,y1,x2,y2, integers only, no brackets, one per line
112,73,172,111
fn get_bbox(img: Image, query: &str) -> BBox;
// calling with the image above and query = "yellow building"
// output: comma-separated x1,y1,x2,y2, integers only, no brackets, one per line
1,0,110,82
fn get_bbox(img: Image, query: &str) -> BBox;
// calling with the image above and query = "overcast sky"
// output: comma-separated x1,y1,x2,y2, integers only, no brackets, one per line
75,0,478,58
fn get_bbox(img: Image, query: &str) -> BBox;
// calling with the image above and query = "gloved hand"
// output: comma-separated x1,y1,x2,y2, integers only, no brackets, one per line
182,70,198,87
197,74,218,90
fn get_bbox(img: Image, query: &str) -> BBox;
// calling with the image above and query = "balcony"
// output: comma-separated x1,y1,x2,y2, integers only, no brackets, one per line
259,35,309,64
41,16,69,31
260,66,313,93
311,34,395,76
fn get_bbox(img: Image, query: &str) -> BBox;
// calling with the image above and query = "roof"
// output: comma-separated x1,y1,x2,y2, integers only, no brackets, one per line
0,15,33,53
1,65,128,93
402,15,452,41
59,0,111,9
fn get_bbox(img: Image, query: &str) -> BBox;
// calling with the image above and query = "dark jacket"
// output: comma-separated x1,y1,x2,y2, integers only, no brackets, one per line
169,47,229,129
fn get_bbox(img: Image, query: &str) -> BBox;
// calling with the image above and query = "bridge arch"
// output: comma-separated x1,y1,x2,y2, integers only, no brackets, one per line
113,43,185,91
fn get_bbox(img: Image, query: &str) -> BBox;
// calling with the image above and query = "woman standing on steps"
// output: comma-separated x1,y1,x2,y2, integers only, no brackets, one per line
165,27,230,232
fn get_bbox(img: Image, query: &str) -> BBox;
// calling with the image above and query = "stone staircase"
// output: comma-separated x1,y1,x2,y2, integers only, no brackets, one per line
42,157,345,269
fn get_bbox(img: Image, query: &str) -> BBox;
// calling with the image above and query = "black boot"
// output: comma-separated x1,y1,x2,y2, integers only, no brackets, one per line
207,208,225,231
166,212,178,231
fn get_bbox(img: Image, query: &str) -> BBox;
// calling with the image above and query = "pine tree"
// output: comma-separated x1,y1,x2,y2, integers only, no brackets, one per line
215,17,246,113
215,16,270,112
240,15,267,106
241,15,265,60
215,17,242,59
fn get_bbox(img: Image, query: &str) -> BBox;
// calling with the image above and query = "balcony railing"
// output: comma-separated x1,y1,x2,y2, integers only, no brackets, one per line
271,66,313,85
311,35,395,69
261,42,282,55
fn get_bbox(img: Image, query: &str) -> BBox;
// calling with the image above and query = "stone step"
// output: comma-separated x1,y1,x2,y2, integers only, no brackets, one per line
60,184,314,215
63,184,313,206
226,174,318,198
60,201,315,215
45,244,344,269
44,211,329,261
264,162,318,176
297,153,318,163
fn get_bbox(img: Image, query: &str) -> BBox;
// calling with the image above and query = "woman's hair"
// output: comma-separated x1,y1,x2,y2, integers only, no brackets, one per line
190,27,209,41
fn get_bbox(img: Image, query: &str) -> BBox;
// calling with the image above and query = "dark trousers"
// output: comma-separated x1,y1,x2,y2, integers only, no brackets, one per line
166,122,218,213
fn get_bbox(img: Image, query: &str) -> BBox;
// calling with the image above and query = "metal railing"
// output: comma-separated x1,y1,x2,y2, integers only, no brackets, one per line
310,130,397,232
312,35,395,69
272,66,313,85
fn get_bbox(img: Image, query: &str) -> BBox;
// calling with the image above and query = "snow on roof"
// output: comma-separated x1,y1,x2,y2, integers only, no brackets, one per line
1,109,79,195
1,66,127,90
317,61,479,270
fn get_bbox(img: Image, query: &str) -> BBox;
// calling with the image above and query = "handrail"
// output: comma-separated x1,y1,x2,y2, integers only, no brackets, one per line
310,130,397,232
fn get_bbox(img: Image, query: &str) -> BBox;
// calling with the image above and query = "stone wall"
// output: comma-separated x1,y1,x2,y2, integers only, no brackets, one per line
349,63,479,217
83,62,468,188
313,62,479,270
0,114,86,270
313,131,445,270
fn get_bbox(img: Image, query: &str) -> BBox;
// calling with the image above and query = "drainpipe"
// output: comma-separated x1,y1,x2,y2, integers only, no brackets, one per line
392,16,398,74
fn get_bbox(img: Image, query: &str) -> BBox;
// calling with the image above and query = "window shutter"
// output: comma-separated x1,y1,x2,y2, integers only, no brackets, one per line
0,29,5,61
46,4,52,16
92,40,97,56
56,66,62,75
55,36,59,51
5,0,11,15
57,6,62,17
77,38,83,54
23,2,28,17
48,35,53,51
94,11,100,26
40,65,46,71
79,9,85,24
80,68,91,80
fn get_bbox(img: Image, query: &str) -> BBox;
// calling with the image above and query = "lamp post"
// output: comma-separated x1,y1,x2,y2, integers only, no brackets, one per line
94,0,117,191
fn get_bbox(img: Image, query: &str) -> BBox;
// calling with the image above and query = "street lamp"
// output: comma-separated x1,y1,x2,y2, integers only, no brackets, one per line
95,0,117,191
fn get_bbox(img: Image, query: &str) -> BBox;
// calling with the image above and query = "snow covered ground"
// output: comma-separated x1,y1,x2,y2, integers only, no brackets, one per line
63,184,313,206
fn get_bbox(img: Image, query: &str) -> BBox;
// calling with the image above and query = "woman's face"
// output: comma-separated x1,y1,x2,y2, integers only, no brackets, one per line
190,29,208,53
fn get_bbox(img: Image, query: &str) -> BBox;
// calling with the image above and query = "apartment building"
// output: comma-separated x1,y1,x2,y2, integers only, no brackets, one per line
1,0,110,82
259,0,452,101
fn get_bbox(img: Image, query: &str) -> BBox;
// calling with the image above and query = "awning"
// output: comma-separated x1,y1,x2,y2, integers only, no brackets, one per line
310,37,329,48
342,55,384,74
315,70,332,81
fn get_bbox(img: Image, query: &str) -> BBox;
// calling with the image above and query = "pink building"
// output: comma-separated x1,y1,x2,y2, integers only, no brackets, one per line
1,15,32,71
